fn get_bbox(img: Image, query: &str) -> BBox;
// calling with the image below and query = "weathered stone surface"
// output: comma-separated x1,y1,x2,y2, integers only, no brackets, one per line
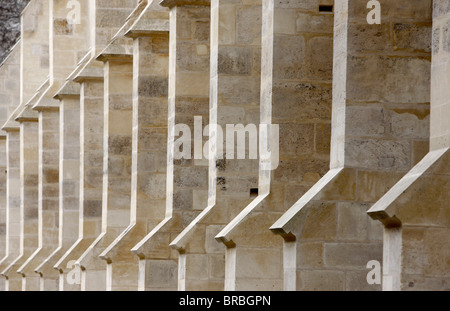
0,0,446,293
0,0,29,63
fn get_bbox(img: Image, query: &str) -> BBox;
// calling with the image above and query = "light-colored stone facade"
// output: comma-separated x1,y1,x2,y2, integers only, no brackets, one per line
0,0,447,291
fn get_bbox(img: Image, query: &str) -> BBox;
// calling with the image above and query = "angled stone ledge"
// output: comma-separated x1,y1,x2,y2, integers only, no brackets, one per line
1,122,21,133
2,78,49,134
31,88,62,112
20,0,51,106
132,1,210,291
125,0,170,38
94,1,156,63
368,149,448,227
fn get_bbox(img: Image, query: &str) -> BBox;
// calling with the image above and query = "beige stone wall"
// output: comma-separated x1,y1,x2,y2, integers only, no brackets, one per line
430,0,450,150
101,58,134,290
2,118,40,291
271,0,432,291
0,43,21,291
1,130,21,291
214,0,333,290
132,1,211,291
0,139,6,291
73,74,106,291
21,0,50,105
170,0,261,291
368,0,450,291
98,9,171,289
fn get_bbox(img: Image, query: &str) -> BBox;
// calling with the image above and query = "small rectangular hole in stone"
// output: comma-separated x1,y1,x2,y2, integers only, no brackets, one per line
250,188,258,196
319,5,333,13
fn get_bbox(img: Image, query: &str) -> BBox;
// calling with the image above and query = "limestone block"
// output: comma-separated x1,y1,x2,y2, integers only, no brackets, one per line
271,0,433,292
215,0,336,291
367,0,449,291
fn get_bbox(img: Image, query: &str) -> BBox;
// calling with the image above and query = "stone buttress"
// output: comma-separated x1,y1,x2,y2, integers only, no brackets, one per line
271,0,432,290
170,0,262,291
368,0,450,291
131,0,211,291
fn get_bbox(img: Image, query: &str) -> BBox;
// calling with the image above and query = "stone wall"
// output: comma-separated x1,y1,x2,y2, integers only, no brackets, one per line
368,0,450,291
0,0,447,291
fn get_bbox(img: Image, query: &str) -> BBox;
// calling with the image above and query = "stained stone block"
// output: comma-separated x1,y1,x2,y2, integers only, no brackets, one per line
0,0,446,292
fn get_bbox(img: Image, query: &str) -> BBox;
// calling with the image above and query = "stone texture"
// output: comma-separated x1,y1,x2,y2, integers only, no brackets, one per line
0,0,446,292
0,0,29,63
271,0,435,292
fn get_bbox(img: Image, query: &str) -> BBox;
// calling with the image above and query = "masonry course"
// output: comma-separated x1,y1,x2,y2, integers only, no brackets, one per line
0,0,447,291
